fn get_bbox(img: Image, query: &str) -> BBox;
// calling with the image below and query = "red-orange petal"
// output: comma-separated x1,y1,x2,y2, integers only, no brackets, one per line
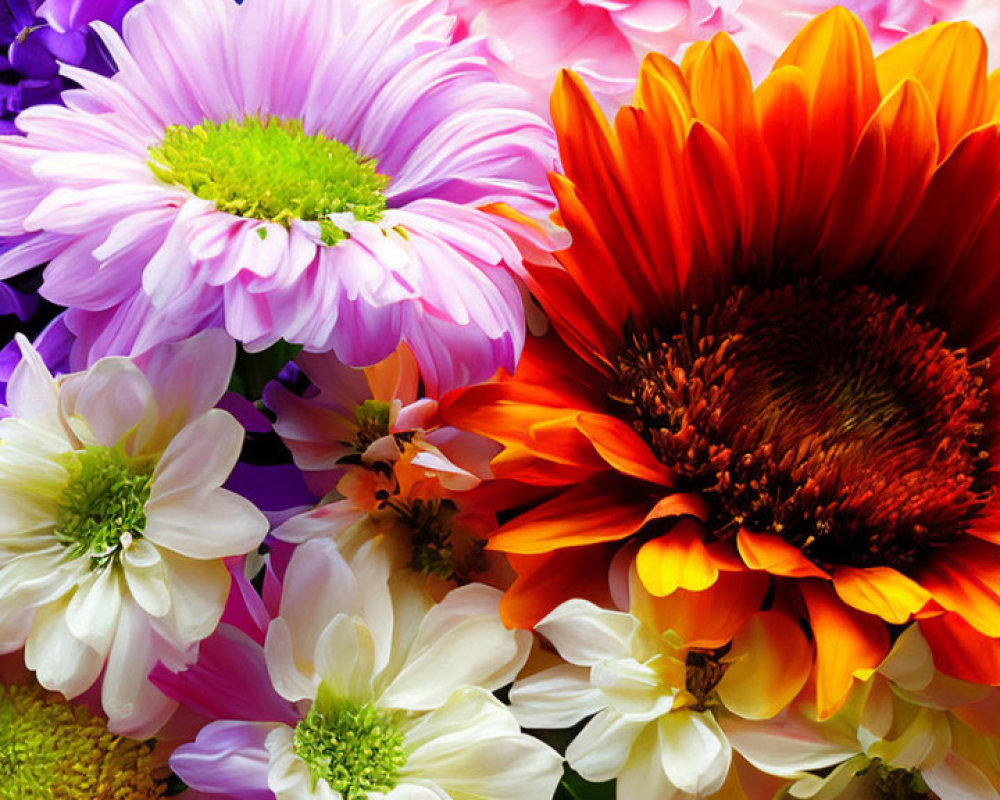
920,612,1000,685
737,529,829,579
801,580,890,719
875,21,987,159
832,566,932,625
920,539,1000,637
576,412,674,486
487,478,650,555
501,545,616,629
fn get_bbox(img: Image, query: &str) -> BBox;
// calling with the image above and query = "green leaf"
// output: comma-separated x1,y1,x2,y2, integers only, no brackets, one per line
229,340,302,400
555,767,616,800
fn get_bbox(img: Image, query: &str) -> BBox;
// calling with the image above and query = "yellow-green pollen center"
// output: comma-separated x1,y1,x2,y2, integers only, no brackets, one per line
149,115,390,245
0,684,164,799
293,697,406,798
53,447,153,570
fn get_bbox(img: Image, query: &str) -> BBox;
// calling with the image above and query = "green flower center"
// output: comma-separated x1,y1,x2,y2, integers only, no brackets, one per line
353,400,392,452
148,115,391,245
53,447,153,570
293,699,406,798
0,684,164,799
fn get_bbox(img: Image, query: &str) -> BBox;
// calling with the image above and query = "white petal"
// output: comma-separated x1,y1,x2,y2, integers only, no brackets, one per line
264,617,317,703
101,598,177,737
314,614,376,705
724,711,861,776
508,664,605,729
148,409,244,502
7,335,62,432
143,485,268,560
378,583,530,711
536,599,638,666
25,596,104,698
617,725,681,800
923,752,1000,800
157,550,229,645
59,358,153,448
657,709,732,796
401,687,563,800
65,566,123,655
122,538,171,618
566,709,645,782
591,658,676,721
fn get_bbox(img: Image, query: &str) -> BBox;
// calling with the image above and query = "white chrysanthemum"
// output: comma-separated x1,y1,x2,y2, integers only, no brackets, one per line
508,598,734,799
0,329,268,736
172,536,563,800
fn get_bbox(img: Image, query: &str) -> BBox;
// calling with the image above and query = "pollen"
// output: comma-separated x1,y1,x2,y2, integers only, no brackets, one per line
0,684,165,799
53,446,154,570
293,695,407,799
613,283,991,571
149,115,390,245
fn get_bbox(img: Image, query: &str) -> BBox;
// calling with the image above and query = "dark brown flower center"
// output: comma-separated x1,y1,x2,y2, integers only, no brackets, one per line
612,283,991,571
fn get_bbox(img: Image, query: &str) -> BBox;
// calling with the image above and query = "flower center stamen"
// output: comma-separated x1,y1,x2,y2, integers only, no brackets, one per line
149,115,390,245
613,283,991,571
53,447,153,570
0,684,164,799
293,700,406,798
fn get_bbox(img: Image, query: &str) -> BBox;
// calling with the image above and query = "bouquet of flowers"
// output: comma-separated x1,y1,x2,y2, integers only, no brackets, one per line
4,0,1000,797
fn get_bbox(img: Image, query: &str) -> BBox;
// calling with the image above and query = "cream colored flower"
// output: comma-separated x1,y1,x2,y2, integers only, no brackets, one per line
0,330,268,736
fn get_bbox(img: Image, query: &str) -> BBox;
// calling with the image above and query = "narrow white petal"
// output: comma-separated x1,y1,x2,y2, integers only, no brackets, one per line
157,550,229,645
508,664,605,729
314,614,376,705
148,410,244,502
657,709,732,796
536,599,638,667
122,538,171,618
25,597,104,698
566,709,645,782
65,566,123,655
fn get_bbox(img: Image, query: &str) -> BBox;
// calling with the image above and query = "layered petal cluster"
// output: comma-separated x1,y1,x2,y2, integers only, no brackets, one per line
436,0,986,109
169,537,563,800
509,573,814,799
0,329,268,736
0,0,559,394
727,625,1000,798
441,8,1000,720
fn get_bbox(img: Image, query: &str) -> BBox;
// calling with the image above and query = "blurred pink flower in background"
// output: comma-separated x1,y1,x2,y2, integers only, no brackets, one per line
439,0,998,108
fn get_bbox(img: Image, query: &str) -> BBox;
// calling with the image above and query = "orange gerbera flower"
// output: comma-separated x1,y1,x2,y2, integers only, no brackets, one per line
441,7,1000,717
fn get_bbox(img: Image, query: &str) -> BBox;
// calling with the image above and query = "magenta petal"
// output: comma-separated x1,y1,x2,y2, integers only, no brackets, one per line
151,626,297,726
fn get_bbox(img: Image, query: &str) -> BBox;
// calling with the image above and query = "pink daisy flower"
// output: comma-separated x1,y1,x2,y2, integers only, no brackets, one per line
0,0,558,394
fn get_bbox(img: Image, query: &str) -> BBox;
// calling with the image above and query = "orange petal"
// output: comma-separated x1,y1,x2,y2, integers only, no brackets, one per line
576,412,674,486
501,545,616,629
716,610,812,720
920,613,1000,685
802,580,890,719
635,518,719,597
631,569,769,649
876,22,987,158
920,539,1000,637
737,529,829,579
832,566,932,625
488,478,650,555
772,7,880,240
643,492,710,524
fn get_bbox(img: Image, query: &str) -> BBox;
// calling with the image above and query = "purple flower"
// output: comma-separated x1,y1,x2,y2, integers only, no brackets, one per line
0,0,137,133
0,0,560,395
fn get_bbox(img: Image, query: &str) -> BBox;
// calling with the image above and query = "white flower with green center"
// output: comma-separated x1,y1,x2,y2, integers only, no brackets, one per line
0,330,268,738
171,537,564,800
0,682,165,799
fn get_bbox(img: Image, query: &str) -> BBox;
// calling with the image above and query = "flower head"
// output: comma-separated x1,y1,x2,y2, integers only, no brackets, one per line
508,571,813,798
0,329,268,736
170,537,563,800
441,9,1000,718
0,681,166,798
268,346,506,587
0,0,558,395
